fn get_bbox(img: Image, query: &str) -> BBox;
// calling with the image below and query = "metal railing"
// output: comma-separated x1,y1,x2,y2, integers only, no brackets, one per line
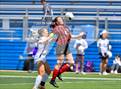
0,5,121,41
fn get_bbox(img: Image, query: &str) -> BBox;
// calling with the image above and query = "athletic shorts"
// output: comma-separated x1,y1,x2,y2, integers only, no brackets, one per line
99,53,109,60
75,54,84,63
34,50,47,64
56,44,71,56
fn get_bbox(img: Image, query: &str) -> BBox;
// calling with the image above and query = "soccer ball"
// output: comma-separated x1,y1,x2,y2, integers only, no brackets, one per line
107,51,112,58
78,46,85,53
65,12,74,20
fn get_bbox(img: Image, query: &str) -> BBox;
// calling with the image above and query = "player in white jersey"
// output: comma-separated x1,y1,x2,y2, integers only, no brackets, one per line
97,30,112,75
33,27,52,89
74,32,88,74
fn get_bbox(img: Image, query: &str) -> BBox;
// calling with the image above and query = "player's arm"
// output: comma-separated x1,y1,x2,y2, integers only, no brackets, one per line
83,40,88,49
71,32,84,39
71,34,81,39
38,33,55,44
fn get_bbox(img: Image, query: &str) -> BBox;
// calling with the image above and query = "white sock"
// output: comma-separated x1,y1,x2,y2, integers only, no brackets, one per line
34,75,42,89
41,73,49,82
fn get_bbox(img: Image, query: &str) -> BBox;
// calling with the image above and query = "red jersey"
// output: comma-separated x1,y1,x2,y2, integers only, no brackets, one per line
52,25,71,45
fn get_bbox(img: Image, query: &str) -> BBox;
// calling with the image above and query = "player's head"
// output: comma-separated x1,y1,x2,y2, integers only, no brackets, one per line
41,0,46,4
116,54,121,59
100,30,108,39
79,32,87,39
38,27,48,37
51,16,64,28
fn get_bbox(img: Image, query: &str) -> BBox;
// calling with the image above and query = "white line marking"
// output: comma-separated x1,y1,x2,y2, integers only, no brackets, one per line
0,75,121,81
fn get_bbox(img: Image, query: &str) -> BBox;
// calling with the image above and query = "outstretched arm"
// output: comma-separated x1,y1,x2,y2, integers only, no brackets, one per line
71,33,82,39
38,33,55,44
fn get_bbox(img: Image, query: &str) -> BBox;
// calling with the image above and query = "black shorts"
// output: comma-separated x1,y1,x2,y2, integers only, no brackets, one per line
75,54,84,63
99,53,109,60
56,44,71,56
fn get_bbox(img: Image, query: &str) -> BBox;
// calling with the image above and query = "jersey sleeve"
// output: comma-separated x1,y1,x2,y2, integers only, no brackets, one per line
97,39,101,47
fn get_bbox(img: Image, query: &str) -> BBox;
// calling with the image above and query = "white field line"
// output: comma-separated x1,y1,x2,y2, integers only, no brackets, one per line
0,82,84,86
0,83,33,86
0,75,121,81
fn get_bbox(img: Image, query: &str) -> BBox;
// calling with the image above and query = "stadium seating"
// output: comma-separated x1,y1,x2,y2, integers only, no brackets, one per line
0,0,121,72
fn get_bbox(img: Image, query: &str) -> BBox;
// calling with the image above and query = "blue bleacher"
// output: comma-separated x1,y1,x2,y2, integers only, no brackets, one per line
0,0,121,72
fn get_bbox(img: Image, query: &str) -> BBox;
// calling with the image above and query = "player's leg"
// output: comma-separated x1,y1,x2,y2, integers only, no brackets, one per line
75,54,80,74
100,56,106,74
80,55,85,74
102,58,108,75
111,64,116,73
101,59,105,73
114,64,119,74
104,58,108,71
58,53,74,75
50,55,64,88
39,62,51,89
100,62,103,74
33,61,45,89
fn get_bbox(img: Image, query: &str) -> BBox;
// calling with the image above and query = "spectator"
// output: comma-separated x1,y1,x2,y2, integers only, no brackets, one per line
73,32,88,74
41,0,53,24
97,30,112,75
111,54,121,74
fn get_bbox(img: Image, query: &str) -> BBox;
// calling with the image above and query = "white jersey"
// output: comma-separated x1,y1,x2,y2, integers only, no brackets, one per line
97,38,109,56
34,37,50,63
113,57,121,66
74,38,88,55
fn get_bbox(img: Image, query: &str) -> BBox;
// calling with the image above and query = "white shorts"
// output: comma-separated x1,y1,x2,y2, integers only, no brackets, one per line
34,50,47,64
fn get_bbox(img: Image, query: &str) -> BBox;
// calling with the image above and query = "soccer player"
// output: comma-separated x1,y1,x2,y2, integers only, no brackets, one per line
43,16,82,88
97,30,112,75
32,27,51,89
74,32,88,74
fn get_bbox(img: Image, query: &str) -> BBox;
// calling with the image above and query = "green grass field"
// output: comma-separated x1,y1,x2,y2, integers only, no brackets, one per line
0,71,121,89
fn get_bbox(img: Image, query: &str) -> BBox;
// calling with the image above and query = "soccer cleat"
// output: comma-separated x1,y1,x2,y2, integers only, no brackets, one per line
57,74,63,81
102,71,109,75
114,70,118,74
81,71,86,75
49,80,59,88
111,70,114,74
75,71,79,74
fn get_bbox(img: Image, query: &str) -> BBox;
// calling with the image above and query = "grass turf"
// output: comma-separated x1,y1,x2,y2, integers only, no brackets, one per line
0,71,121,89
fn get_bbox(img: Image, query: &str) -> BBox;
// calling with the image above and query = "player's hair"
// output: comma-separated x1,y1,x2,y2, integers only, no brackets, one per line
82,32,87,39
38,27,48,36
116,54,121,58
50,16,63,28
99,34,103,39
41,0,46,3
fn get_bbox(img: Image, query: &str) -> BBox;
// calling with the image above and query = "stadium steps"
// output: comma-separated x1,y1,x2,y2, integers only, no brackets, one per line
0,0,121,71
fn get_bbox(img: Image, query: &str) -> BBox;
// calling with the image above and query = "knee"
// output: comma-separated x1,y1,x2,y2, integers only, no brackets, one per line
102,60,108,64
57,60,63,67
54,64,60,70
38,64,45,75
